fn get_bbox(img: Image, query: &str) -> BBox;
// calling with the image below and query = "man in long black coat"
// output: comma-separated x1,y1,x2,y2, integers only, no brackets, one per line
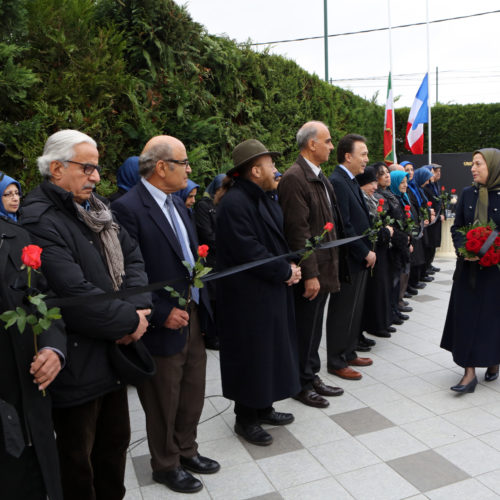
216,139,302,446
1,166,66,498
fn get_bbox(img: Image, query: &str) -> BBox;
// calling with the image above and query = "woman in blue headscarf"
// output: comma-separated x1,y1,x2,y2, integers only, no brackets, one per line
0,172,22,222
173,179,199,214
108,156,140,202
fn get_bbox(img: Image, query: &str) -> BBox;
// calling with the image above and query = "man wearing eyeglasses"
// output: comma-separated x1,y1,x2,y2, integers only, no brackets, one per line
112,135,219,494
20,129,152,500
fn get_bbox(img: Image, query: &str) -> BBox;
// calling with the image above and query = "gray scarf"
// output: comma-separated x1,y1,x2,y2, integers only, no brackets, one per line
74,193,124,290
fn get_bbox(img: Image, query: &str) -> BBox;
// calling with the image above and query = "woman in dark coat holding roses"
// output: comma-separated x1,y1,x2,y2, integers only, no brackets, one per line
441,148,500,393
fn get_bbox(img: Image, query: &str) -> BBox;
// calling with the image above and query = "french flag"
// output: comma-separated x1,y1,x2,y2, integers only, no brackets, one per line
405,73,429,154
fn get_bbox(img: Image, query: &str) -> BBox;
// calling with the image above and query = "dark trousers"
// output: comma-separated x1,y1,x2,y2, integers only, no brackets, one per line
234,403,273,425
52,387,130,500
399,271,409,301
327,270,368,370
0,446,45,500
293,284,328,391
424,246,436,271
138,304,206,472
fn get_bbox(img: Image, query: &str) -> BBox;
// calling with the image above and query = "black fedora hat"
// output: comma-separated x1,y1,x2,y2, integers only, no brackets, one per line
109,339,156,386
227,139,280,176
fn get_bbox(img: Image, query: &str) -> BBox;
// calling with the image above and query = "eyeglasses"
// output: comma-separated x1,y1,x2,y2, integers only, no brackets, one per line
2,190,20,198
64,160,102,175
164,158,190,168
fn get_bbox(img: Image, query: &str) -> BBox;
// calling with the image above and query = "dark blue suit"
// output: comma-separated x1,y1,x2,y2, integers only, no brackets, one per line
327,166,372,370
112,180,209,472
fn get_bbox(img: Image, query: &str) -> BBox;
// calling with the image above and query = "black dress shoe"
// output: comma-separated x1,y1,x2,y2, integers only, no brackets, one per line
406,287,418,296
235,422,273,446
360,334,376,346
366,330,391,338
153,467,203,493
312,376,344,397
398,305,413,313
403,292,412,298
293,389,329,408
400,300,409,307
450,376,478,394
414,282,426,289
180,454,220,474
392,318,404,325
485,370,499,382
397,312,410,321
427,269,435,275
421,276,434,282
258,409,294,425
387,326,397,333
356,344,371,352
431,265,440,272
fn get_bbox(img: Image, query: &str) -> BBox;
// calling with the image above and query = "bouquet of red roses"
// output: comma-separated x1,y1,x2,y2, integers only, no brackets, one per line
457,221,500,269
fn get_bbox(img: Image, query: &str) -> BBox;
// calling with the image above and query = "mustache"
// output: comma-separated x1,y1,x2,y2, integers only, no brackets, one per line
83,183,95,190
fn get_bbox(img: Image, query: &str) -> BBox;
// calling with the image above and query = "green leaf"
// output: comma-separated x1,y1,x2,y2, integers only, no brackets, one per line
17,315,26,333
0,310,18,324
182,260,192,272
15,307,26,318
27,314,38,325
39,318,51,330
178,297,187,306
33,324,42,335
36,301,48,315
196,267,212,278
47,307,61,316
193,278,203,288
164,286,174,292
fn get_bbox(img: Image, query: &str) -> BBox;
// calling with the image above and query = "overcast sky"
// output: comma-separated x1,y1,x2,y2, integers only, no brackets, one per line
177,0,500,108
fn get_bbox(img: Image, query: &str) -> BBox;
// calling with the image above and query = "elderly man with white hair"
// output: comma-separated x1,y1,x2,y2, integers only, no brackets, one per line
20,130,152,500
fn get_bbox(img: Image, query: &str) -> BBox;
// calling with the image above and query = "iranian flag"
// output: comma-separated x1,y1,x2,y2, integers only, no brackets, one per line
405,73,429,154
383,72,395,165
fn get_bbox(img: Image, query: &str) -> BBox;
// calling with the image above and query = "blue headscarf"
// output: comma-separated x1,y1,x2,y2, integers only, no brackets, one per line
422,164,439,195
205,174,226,198
116,156,140,192
409,167,433,205
0,172,22,221
389,171,410,204
173,179,199,204
399,161,414,168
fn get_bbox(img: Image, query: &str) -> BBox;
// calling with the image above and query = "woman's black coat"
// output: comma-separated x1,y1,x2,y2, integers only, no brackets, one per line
216,179,300,408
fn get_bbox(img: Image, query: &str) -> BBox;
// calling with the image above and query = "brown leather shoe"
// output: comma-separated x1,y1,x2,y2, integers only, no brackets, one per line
293,389,329,408
328,367,362,380
312,376,344,397
348,357,373,367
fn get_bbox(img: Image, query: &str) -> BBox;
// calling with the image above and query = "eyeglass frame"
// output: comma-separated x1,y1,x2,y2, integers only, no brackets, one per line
2,190,21,199
63,160,103,175
163,158,190,168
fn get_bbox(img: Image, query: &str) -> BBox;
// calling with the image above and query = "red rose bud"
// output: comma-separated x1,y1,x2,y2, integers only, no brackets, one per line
441,186,445,191
427,201,433,207
404,205,411,211
406,212,412,219
377,206,383,213
198,244,209,258
378,198,385,206
451,188,456,193
21,245,42,270
323,222,334,232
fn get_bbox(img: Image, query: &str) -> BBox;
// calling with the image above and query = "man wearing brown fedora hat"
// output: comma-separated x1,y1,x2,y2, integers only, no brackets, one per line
278,121,345,408
216,139,302,446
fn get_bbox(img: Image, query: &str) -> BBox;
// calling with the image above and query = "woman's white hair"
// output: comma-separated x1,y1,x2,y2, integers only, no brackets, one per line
37,130,97,179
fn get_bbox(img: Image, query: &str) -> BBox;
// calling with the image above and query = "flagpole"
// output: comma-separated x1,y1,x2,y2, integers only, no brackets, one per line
387,0,397,162
426,0,432,163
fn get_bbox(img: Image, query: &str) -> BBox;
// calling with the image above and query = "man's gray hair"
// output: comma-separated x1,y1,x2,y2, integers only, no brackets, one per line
296,121,328,150
139,142,173,179
37,130,97,179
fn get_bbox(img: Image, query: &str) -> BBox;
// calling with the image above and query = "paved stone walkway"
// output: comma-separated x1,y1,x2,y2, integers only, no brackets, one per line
124,257,500,499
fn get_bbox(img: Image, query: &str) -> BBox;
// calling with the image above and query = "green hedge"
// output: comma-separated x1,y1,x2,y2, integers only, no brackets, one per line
0,0,498,196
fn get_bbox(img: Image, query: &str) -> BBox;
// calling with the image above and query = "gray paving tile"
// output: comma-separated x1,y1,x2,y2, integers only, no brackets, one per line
331,407,395,436
433,280,453,285
248,493,283,500
411,294,441,302
132,454,154,487
237,426,303,460
387,450,469,492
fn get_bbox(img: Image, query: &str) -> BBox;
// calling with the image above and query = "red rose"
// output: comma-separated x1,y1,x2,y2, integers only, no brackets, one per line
491,252,500,265
465,238,482,254
323,222,334,232
479,252,493,267
441,186,445,191
427,201,433,207
494,237,500,247
378,198,385,206
377,206,383,213
404,205,411,211
21,245,42,270
451,188,456,194
406,212,412,219
198,244,209,259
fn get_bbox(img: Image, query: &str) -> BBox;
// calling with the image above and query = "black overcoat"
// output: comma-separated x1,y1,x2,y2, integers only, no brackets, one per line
440,187,500,366
216,179,300,408
0,217,65,500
